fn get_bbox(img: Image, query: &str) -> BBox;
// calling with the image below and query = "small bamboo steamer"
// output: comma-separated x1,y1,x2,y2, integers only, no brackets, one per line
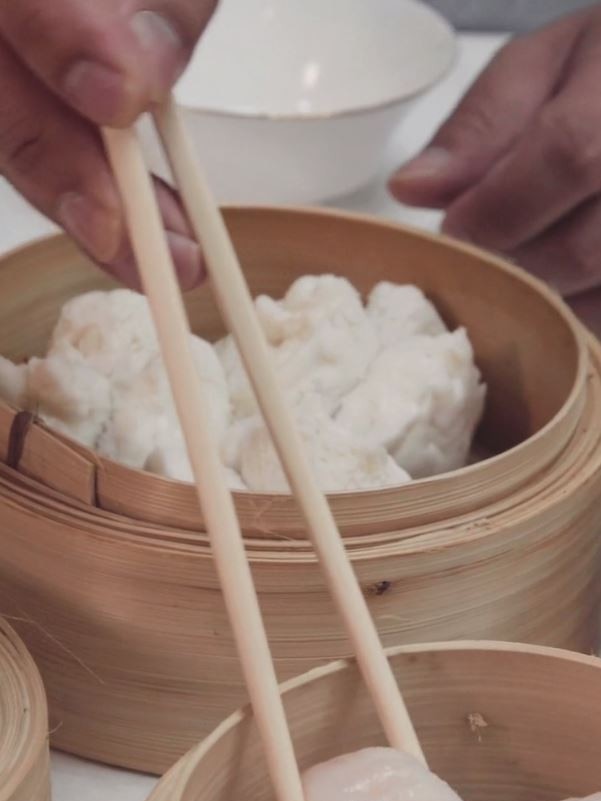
0,208,599,773
147,642,601,801
0,618,50,801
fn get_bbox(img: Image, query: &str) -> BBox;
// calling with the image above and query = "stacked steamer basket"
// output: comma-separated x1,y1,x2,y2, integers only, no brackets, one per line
0,618,50,801
0,208,599,774
146,642,601,801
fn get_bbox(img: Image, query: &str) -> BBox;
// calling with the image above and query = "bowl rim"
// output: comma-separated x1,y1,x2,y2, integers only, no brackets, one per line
175,1,458,122
152,640,601,799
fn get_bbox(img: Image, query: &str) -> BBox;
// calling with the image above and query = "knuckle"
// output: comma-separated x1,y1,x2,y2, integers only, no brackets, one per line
439,99,500,149
566,235,601,287
2,5,48,50
537,107,601,190
151,0,219,48
0,114,47,177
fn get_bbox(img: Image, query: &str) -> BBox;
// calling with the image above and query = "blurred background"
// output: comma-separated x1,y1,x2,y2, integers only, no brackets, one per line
424,0,598,31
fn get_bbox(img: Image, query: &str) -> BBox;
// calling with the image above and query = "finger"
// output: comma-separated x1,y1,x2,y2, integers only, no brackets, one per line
0,0,218,126
566,288,601,339
107,229,202,292
510,197,601,299
107,178,203,291
442,28,601,252
0,41,203,290
389,12,584,208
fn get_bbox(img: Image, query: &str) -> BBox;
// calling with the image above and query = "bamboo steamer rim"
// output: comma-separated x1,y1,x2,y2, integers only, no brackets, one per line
0,617,49,801
0,332,598,577
151,639,601,800
0,207,589,536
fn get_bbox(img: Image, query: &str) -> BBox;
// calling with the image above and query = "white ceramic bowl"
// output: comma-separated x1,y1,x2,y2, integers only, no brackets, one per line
140,0,456,204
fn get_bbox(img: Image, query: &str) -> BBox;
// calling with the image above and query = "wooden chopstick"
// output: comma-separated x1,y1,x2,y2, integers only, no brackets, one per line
152,95,425,764
102,126,305,801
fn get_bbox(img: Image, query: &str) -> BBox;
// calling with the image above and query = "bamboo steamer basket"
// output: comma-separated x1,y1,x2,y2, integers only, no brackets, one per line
0,208,599,773
147,642,601,801
0,618,50,801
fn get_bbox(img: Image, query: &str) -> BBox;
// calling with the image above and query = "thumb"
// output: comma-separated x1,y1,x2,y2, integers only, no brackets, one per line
389,13,584,209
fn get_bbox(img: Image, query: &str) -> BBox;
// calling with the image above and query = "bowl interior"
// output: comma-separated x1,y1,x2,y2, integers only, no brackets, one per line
176,0,456,116
152,644,601,801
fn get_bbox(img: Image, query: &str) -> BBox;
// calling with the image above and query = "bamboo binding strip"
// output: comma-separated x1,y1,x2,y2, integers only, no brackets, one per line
0,209,599,773
0,618,50,801
147,642,601,801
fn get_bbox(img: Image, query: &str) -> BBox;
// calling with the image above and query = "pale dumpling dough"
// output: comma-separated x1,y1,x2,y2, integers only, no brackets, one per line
367,283,447,346
336,330,486,479
0,351,111,448
216,275,378,418
302,748,462,801
97,337,230,471
0,277,486,492
0,356,28,408
49,289,158,384
26,353,112,448
0,290,234,480
145,430,247,489
234,395,410,493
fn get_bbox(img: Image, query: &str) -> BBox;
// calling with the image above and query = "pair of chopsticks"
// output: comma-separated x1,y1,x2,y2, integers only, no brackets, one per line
102,96,425,801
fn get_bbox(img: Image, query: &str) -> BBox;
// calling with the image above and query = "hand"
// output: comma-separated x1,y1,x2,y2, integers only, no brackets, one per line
0,0,217,290
389,7,601,331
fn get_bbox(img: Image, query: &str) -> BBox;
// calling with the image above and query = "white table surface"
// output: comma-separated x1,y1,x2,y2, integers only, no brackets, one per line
0,32,506,801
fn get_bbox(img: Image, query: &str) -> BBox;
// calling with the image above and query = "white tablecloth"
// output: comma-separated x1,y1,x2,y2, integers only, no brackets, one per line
0,32,505,801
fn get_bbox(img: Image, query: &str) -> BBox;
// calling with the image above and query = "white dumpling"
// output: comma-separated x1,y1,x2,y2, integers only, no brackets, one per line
145,435,247,490
336,329,486,479
221,416,262,472
48,289,157,384
98,338,230,470
302,748,463,801
188,335,231,437
0,355,28,408
143,422,246,487
25,354,112,448
238,395,409,493
216,275,378,419
367,283,447,348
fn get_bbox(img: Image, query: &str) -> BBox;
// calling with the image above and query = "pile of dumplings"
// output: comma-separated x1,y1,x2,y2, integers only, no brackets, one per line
0,274,486,492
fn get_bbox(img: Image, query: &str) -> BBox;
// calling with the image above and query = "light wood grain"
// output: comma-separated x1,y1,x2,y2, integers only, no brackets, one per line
0,211,598,773
153,95,423,761
147,642,601,801
103,124,306,801
0,209,586,536
0,618,50,801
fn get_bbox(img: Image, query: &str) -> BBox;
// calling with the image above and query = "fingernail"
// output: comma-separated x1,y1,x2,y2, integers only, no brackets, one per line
63,61,128,123
130,10,185,94
57,192,122,264
391,147,452,183
167,232,205,291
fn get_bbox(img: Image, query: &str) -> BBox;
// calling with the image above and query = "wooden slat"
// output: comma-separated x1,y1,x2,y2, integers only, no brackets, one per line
18,423,97,505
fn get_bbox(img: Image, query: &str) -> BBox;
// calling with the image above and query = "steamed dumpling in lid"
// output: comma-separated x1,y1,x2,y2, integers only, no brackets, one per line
97,336,230,469
49,289,158,383
235,394,409,493
302,748,463,801
216,275,378,419
336,329,486,479
367,283,447,348
25,353,112,448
